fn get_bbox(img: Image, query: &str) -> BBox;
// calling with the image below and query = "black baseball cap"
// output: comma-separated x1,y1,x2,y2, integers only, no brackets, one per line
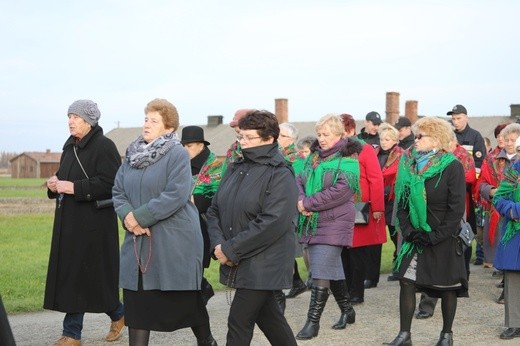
394,116,412,130
365,111,382,125
447,104,468,115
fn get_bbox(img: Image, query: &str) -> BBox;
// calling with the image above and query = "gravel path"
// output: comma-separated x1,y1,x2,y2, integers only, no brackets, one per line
7,264,509,345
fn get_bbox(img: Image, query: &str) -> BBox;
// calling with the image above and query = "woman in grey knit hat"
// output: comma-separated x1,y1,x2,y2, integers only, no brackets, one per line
45,99,125,346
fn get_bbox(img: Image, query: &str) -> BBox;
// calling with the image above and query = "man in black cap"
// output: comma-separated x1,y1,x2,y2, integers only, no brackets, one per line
357,111,382,148
449,104,486,171
395,116,414,150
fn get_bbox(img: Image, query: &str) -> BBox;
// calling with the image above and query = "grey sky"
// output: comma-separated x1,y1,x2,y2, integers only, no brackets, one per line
1,0,519,153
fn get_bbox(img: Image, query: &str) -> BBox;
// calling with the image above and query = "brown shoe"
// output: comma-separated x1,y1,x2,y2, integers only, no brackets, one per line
106,316,125,341
54,336,81,346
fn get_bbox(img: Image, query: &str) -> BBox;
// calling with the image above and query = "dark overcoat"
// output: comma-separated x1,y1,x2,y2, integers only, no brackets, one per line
44,126,121,313
396,159,468,297
206,143,298,290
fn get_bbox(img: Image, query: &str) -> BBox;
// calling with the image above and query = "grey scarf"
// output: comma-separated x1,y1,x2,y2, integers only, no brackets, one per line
126,132,180,169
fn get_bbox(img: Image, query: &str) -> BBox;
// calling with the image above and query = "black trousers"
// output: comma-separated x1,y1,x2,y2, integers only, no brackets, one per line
342,246,368,299
227,289,297,346
365,244,383,283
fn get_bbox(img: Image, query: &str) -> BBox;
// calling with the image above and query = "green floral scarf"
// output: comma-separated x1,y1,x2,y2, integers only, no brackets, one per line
492,163,520,244
297,151,360,237
192,152,226,198
394,148,457,270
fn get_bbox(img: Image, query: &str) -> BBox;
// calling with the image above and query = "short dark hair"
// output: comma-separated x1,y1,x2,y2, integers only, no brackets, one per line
238,110,279,141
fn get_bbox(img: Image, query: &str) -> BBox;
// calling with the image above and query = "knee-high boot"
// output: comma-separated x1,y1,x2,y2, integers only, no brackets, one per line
296,286,329,340
330,280,355,329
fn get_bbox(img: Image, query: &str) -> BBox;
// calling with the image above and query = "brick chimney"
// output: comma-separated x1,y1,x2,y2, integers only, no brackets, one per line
385,92,400,124
275,98,288,124
405,100,419,123
207,115,223,127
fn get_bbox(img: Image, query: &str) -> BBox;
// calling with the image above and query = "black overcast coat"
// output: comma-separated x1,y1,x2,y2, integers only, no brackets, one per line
396,159,468,297
44,126,121,313
206,143,298,290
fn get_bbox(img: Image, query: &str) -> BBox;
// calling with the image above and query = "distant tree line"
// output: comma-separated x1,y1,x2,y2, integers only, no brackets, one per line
0,151,17,169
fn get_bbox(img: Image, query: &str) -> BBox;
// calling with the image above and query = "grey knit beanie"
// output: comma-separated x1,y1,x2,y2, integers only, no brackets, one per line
67,99,101,126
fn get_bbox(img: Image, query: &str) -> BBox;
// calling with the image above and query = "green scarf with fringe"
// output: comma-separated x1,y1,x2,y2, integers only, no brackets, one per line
192,152,226,198
393,149,457,270
297,151,360,237
492,164,520,244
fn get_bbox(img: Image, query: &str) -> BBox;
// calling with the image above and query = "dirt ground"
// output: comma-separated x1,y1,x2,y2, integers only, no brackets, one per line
7,264,512,346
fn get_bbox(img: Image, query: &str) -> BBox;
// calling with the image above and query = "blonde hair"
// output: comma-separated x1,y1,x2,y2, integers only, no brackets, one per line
144,98,179,130
411,117,453,152
315,114,344,137
378,123,399,142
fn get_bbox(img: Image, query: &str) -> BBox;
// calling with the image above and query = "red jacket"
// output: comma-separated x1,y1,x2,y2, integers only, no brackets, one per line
351,143,387,247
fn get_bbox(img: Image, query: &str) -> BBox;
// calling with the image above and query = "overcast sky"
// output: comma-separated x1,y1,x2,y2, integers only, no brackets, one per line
1,0,519,153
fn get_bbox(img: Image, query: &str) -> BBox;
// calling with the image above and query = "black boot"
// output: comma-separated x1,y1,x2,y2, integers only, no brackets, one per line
383,331,412,346
435,332,453,346
273,290,286,314
296,286,329,340
286,278,308,298
197,335,217,346
201,277,215,305
330,280,355,329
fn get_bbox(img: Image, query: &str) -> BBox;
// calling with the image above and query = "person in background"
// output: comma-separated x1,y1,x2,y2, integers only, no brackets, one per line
295,114,361,340
207,110,298,346
113,99,216,346
45,100,124,346
340,113,386,302
449,104,486,172
484,137,492,153
384,117,467,346
278,123,309,301
375,124,404,282
295,135,317,288
357,111,383,148
415,131,477,320
181,126,226,305
395,116,414,150
474,124,508,266
491,138,520,340
297,135,315,158
225,108,253,164
475,123,520,270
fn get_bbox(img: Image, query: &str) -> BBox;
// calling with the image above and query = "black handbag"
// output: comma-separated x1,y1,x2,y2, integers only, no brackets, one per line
458,220,474,249
354,202,370,224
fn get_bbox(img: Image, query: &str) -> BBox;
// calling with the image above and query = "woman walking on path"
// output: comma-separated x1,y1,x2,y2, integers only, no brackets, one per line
113,99,216,346
384,117,467,346
45,99,124,346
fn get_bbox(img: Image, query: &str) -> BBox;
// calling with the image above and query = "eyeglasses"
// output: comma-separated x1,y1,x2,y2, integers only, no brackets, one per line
237,135,262,142
414,134,430,140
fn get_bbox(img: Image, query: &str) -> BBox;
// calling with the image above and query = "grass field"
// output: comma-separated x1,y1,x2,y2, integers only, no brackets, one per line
0,178,396,314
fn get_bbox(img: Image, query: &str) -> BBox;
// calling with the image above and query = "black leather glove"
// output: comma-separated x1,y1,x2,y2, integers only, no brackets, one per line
405,230,421,242
412,232,431,247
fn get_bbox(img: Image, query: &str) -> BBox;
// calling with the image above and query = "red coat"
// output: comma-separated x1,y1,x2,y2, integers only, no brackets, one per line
351,143,387,247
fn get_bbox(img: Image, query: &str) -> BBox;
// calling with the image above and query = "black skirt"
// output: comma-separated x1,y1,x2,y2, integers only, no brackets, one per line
123,274,208,332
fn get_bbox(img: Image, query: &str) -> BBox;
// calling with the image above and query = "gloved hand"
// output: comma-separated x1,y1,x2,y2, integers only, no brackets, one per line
412,231,431,247
405,230,421,242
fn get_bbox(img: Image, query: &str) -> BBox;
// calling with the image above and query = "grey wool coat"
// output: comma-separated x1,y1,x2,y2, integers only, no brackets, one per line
206,143,298,290
113,141,203,291
44,126,121,313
